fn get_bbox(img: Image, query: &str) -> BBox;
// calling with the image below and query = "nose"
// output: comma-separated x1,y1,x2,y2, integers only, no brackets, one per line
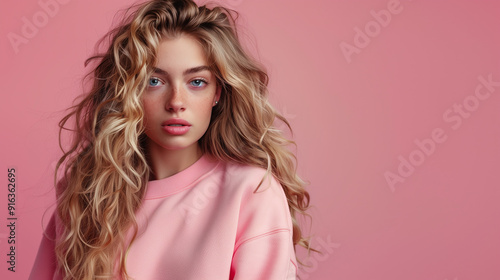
165,84,185,112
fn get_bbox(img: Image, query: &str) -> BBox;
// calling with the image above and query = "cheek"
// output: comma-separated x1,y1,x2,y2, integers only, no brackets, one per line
199,99,215,119
141,101,156,125
193,95,214,111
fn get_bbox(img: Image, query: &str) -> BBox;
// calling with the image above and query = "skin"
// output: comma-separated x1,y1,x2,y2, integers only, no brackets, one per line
142,33,220,180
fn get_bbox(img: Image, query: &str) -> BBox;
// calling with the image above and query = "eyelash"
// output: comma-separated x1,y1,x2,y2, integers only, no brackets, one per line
190,78,207,88
147,77,208,88
148,77,164,87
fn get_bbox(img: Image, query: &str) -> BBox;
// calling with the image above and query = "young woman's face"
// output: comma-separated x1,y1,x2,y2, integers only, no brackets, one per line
142,33,219,155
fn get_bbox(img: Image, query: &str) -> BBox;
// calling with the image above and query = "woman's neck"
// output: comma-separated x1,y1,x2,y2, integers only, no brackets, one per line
146,142,203,181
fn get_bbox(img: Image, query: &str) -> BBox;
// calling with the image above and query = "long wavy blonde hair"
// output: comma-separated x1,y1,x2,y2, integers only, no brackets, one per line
54,0,312,279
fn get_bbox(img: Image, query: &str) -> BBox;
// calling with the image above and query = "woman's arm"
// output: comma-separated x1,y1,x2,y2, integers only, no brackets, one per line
229,173,298,280
230,229,297,279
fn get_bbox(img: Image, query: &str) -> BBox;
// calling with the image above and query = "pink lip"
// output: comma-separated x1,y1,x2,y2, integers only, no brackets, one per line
162,119,191,126
162,118,191,135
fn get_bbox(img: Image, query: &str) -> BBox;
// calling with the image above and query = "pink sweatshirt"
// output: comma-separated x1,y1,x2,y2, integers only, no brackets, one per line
30,155,297,279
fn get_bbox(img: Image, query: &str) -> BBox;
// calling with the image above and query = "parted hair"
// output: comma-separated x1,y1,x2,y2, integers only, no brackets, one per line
54,0,312,279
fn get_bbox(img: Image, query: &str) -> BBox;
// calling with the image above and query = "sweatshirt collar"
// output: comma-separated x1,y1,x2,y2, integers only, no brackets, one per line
144,154,219,199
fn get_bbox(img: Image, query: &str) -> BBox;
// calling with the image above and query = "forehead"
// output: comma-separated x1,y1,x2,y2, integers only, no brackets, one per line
155,34,209,72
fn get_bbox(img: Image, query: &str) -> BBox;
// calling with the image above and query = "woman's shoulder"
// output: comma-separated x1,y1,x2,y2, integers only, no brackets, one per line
219,160,277,187
222,160,269,179
216,160,294,247
216,159,287,204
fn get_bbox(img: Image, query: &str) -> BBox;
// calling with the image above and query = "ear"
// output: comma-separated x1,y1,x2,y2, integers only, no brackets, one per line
213,85,221,106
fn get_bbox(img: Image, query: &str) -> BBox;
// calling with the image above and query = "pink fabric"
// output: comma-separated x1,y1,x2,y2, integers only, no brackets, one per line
29,155,297,279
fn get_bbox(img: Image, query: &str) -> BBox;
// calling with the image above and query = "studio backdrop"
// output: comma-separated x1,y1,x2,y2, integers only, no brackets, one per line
1,0,500,279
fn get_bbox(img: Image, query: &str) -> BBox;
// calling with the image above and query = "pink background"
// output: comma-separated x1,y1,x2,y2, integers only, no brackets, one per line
2,0,500,279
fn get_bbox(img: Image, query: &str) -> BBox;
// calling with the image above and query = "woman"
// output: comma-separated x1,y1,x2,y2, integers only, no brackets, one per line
30,0,312,279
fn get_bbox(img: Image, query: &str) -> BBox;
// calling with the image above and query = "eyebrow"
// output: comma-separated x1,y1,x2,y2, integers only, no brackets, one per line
153,66,212,76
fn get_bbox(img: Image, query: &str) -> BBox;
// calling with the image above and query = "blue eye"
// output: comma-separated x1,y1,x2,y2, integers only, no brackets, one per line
148,77,163,87
190,79,206,88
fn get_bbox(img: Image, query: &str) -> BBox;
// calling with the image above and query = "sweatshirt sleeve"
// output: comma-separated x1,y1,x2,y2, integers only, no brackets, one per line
230,230,297,279
29,213,59,280
229,172,297,280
